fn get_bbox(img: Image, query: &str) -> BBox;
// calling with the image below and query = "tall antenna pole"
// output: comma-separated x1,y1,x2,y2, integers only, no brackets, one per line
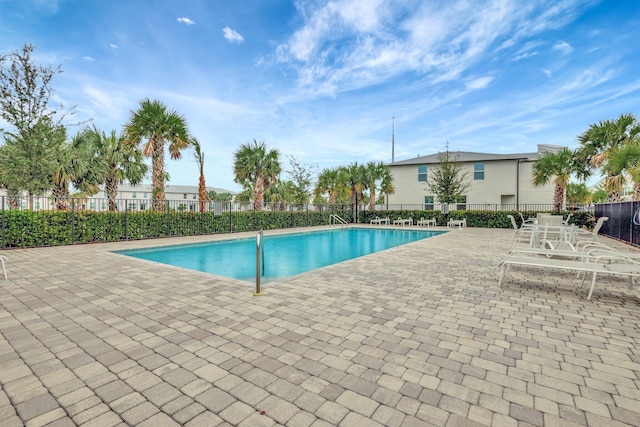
391,116,395,163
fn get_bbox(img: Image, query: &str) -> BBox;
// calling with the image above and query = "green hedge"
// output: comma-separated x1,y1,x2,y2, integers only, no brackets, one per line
0,208,594,249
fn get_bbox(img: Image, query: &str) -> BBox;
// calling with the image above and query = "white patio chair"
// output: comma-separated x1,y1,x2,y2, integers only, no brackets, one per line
0,255,7,280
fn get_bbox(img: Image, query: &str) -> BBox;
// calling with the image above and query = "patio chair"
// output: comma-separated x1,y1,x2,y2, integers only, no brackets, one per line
498,249,640,299
416,217,436,227
518,213,536,226
571,216,608,245
447,218,466,229
1,255,6,280
507,214,534,249
370,216,390,225
393,217,413,226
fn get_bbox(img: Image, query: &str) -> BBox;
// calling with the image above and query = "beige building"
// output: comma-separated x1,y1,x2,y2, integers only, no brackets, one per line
386,145,560,210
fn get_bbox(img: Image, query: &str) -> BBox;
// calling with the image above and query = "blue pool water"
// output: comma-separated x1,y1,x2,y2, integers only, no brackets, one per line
116,228,443,282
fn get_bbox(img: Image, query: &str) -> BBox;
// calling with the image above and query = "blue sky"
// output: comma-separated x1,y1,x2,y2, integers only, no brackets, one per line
1,0,639,192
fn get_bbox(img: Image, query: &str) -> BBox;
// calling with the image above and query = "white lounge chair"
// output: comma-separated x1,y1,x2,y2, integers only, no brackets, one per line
447,218,466,229
416,217,436,227
498,250,640,299
571,216,608,244
393,217,413,226
370,216,390,225
0,255,6,280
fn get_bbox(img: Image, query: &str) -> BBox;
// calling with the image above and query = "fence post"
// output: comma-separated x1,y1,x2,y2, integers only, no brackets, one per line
166,200,171,237
71,198,76,244
1,196,4,249
125,200,129,240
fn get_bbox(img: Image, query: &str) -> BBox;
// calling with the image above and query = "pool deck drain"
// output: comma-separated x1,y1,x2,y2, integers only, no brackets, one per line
0,226,639,426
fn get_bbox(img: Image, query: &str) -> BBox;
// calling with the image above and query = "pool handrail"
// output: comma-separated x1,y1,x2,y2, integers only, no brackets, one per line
329,214,348,228
255,229,265,296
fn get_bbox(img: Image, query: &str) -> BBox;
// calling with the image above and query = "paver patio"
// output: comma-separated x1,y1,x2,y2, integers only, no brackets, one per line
0,226,639,426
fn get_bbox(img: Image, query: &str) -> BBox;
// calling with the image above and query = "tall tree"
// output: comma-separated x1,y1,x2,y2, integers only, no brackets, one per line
192,137,207,212
314,167,348,207
426,144,470,204
363,161,394,211
0,43,69,140
233,139,281,211
124,98,190,210
81,126,148,211
287,156,317,205
532,148,584,211
0,44,78,200
576,113,640,202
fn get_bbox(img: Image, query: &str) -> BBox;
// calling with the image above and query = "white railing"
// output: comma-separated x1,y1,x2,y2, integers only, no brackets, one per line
329,214,348,228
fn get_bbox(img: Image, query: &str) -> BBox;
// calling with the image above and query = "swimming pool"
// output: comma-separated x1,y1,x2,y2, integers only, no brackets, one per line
116,228,443,282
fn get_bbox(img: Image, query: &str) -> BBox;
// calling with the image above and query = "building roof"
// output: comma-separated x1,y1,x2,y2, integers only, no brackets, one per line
388,151,539,166
387,144,565,166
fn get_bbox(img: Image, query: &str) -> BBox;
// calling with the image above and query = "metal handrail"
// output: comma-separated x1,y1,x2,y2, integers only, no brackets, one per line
254,229,264,296
329,214,348,228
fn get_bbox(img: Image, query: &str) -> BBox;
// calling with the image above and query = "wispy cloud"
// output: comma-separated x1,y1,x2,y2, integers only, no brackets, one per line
177,17,195,25
553,41,573,54
223,27,244,43
82,56,95,62
109,43,118,49
270,0,598,100
466,76,493,90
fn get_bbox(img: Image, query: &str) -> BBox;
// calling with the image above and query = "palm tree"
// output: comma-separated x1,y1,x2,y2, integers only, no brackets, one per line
343,163,366,208
532,148,584,211
363,161,395,211
604,141,640,200
82,126,148,211
576,113,640,202
233,139,281,211
124,98,190,210
314,167,348,207
192,137,207,213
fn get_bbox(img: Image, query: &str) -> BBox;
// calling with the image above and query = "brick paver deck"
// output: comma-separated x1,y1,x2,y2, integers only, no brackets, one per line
0,226,639,426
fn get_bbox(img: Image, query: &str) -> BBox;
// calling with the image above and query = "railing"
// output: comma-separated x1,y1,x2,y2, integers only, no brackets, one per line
329,214,349,228
255,229,264,296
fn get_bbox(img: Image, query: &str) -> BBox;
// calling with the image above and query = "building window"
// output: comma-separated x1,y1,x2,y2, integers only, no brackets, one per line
183,193,187,200
474,163,484,180
418,165,427,182
456,195,467,210
193,194,197,200
424,196,434,210
143,192,148,199
132,192,137,199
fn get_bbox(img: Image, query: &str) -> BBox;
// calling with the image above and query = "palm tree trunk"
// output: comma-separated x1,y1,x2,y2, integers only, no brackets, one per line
369,189,376,211
553,184,564,212
105,176,118,211
634,182,640,201
152,140,165,210
198,174,206,213
52,184,68,211
254,176,264,211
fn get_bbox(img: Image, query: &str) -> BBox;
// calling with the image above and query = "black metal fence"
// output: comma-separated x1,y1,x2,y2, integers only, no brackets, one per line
0,195,595,249
595,201,640,246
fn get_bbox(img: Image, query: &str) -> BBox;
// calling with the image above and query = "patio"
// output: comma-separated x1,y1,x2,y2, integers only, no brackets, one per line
0,226,639,426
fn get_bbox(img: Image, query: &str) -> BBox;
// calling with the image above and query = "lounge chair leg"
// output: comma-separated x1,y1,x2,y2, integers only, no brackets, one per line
587,271,597,300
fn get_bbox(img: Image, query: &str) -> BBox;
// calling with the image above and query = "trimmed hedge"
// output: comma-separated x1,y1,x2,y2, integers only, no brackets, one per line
0,208,594,249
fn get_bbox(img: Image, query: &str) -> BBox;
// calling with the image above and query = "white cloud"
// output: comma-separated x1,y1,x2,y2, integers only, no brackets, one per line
542,69,552,77
223,27,244,43
177,17,195,25
82,56,95,62
553,41,573,54
110,43,118,49
466,76,493,90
